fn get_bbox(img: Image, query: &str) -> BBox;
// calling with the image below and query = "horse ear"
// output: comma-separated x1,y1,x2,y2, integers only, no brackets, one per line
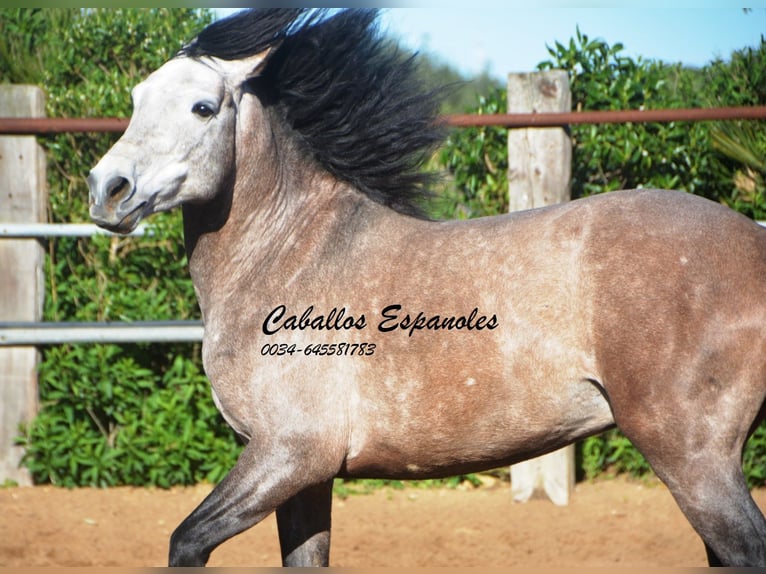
246,46,275,78
220,46,274,87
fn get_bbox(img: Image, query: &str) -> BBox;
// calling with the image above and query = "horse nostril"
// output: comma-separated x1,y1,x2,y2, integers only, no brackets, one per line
107,176,131,201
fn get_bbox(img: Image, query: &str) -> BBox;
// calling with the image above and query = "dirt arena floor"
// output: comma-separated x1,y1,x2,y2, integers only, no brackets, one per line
2,474,764,567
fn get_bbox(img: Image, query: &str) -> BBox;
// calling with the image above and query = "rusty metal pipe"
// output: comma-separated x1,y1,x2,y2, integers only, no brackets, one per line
0,117,129,134
444,106,766,128
1,106,766,135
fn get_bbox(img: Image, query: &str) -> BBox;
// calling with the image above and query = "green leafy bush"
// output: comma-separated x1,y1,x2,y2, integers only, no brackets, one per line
433,89,509,219
537,27,713,198
704,37,766,219
21,347,241,487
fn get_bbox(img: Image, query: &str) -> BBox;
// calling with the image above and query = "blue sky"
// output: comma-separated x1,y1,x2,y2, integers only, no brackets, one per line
219,3,765,83
378,3,766,82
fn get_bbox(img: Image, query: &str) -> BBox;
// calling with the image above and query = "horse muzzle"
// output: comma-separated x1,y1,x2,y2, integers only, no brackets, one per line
88,170,145,234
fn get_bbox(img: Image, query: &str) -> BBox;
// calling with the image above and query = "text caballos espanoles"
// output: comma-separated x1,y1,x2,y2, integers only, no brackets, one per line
262,304,498,338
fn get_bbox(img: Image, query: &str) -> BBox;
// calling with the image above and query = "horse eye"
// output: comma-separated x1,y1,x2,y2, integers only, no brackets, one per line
192,102,216,118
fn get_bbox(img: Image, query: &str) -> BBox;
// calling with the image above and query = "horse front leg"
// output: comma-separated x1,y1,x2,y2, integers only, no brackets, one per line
276,479,334,566
168,440,333,566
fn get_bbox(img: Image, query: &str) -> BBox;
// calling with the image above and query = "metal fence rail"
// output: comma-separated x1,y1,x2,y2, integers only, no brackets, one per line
0,222,151,238
1,105,766,134
0,222,195,345
0,321,204,345
445,105,766,127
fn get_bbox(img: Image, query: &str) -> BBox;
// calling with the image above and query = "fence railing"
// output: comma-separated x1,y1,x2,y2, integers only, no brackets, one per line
0,222,150,238
2,104,766,347
0,321,204,346
3,78,766,489
2,105,766,134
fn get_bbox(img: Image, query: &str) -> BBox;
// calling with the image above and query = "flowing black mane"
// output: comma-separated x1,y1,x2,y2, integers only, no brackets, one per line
179,8,446,218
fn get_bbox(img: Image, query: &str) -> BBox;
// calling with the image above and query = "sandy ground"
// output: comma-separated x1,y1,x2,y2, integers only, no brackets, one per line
2,475,763,567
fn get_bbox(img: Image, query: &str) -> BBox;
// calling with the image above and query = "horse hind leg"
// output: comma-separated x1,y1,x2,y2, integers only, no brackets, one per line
608,369,766,566
673,456,766,566
699,394,766,565
276,479,333,566
631,427,766,566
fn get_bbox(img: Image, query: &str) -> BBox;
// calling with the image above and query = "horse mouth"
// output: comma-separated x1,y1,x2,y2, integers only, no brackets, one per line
93,201,147,234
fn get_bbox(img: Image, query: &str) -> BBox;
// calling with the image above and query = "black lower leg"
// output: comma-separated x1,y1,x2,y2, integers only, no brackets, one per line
705,542,723,567
276,479,334,567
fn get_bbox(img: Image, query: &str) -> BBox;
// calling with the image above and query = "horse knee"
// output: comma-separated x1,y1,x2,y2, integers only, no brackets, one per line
168,522,211,567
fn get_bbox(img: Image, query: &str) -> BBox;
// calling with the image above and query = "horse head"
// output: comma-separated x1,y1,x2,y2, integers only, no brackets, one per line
87,51,269,234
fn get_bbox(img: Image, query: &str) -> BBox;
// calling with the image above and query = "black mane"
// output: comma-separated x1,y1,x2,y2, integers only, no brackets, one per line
180,9,446,218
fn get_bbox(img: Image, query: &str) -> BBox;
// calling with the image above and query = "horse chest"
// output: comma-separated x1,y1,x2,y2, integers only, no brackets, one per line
200,328,266,439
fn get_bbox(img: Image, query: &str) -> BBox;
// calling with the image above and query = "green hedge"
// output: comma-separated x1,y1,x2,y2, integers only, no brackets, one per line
3,9,766,487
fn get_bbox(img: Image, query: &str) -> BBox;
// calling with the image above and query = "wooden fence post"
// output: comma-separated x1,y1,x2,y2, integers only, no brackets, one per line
0,85,47,485
507,71,574,505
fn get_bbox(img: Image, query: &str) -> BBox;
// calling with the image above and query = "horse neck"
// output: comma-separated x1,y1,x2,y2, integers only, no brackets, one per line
182,154,386,319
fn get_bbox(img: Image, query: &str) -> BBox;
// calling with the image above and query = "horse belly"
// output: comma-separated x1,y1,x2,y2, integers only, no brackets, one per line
341,366,614,480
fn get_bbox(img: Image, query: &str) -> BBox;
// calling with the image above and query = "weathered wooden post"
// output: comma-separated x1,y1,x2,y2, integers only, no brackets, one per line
507,71,574,505
0,85,47,485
